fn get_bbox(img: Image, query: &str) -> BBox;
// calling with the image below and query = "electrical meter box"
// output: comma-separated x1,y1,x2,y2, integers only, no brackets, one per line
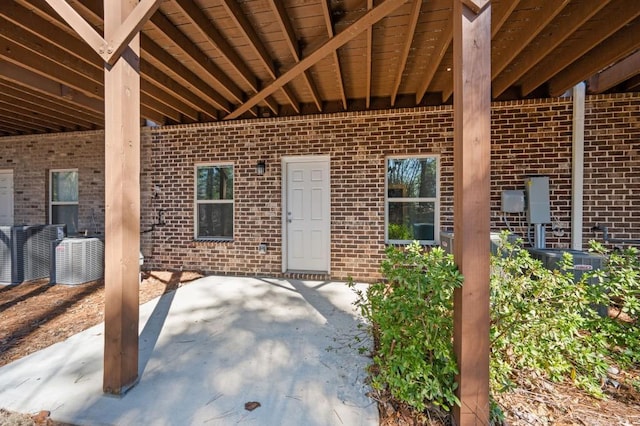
524,176,551,224
501,190,525,213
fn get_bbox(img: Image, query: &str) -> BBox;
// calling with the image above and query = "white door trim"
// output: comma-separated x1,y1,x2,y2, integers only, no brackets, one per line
281,155,331,274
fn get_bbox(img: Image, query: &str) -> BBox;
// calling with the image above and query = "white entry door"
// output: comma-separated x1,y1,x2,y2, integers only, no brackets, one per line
284,157,330,273
0,170,13,225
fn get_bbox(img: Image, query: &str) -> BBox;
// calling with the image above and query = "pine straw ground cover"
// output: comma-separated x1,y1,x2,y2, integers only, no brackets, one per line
1,272,639,425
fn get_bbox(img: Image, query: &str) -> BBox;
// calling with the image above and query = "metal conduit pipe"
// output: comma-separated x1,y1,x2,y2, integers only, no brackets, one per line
571,82,586,250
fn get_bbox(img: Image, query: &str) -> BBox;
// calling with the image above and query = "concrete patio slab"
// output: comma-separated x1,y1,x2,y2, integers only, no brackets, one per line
0,276,377,426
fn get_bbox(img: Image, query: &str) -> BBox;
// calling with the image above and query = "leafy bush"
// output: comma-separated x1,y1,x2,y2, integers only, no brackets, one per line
585,242,640,367
354,234,640,417
490,236,608,396
351,242,463,412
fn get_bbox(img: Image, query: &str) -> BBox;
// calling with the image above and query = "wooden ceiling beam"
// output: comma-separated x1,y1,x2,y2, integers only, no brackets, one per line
492,0,570,79
0,85,97,128
366,0,373,108
141,59,218,121
173,0,257,91
492,0,519,38
264,0,316,112
225,0,408,120
219,0,277,79
140,80,196,122
390,0,421,106
267,0,300,60
416,15,453,104
587,49,640,94
0,118,42,134
320,0,347,110
0,34,102,99
0,61,103,114
549,19,640,97
492,0,611,98
520,0,640,96
148,11,244,103
0,98,81,129
141,34,231,113
1,14,197,124
0,98,84,130
624,73,640,91
0,4,198,121
0,105,62,133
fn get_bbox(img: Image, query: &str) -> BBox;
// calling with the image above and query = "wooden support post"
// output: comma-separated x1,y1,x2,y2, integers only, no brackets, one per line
452,0,491,424
103,0,141,395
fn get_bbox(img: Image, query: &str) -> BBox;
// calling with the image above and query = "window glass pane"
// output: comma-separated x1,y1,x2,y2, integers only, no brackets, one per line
387,158,437,198
388,201,435,241
52,171,78,202
197,166,233,200
52,205,78,235
197,204,233,239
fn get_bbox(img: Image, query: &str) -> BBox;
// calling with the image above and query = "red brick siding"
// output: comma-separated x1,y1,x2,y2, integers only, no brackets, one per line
0,131,105,233
1,93,638,281
582,95,640,245
144,110,455,280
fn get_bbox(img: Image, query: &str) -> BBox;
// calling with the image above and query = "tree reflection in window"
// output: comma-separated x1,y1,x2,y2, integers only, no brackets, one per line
196,165,234,239
386,157,438,243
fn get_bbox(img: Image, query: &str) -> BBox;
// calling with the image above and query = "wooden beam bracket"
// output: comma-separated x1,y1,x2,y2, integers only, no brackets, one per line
44,0,160,65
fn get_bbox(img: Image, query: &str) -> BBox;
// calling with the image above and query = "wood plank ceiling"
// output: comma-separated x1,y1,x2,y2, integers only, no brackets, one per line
1,0,639,136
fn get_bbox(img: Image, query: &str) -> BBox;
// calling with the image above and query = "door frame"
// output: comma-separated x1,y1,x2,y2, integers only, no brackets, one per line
281,155,331,274
0,169,14,225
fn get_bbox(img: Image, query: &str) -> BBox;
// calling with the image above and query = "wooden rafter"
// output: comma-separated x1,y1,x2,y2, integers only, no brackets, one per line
624,72,640,91
0,61,103,115
263,0,307,112
366,0,373,108
416,16,452,104
0,104,62,133
225,0,409,120
0,82,100,126
320,0,347,109
492,0,611,98
142,34,231,113
390,0,421,106
0,89,92,129
548,19,640,97
148,11,245,105
588,50,640,94
219,0,276,79
520,0,640,96
3,2,209,124
43,0,161,65
492,0,570,79
173,0,257,91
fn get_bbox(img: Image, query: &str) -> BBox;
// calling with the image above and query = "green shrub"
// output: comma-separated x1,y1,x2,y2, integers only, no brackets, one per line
585,242,640,367
351,242,463,412
490,235,608,396
354,234,640,418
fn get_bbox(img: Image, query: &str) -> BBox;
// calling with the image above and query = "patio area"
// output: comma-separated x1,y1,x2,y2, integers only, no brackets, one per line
0,276,377,426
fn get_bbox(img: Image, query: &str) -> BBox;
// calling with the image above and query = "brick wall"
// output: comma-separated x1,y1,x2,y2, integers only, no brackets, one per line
0,131,105,233
1,93,638,281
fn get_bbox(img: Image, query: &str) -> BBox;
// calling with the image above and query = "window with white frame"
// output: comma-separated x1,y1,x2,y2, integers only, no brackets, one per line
385,156,439,244
50,169,79,234
195,164,234,240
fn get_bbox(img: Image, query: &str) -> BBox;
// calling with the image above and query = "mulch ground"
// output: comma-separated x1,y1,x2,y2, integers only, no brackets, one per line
1,272,639,425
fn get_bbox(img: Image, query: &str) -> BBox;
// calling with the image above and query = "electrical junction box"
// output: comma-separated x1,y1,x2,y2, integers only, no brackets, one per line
501,190,525,213
524,176,551,224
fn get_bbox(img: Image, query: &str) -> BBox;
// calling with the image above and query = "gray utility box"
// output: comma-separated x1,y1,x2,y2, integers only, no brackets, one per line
440,231,517,255
524,176,551,224
1,224,66,285
50,237,104,285
525,248,605,286
0,226,25,285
